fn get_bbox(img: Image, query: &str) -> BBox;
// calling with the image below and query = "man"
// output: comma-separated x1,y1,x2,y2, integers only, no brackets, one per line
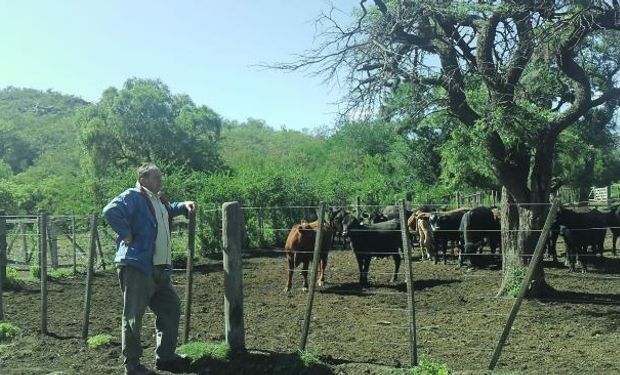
103,163,196,375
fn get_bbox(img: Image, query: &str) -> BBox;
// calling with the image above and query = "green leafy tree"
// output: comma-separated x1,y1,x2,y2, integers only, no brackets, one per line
77,78,225,203
78,78,223,173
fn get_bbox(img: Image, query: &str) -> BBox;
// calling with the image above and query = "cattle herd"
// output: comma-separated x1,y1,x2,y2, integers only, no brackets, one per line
282,203,620,291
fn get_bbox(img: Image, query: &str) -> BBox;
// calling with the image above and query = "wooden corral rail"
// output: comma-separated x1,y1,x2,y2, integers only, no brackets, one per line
456,190,499,208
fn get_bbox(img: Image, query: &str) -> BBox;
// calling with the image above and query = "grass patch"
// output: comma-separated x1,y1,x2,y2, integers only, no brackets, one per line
298,348,322,367
48,268,74,279
394,355,450,375
87,333,114,349
0,322,20,343
177,341,231,361
506,266,527,298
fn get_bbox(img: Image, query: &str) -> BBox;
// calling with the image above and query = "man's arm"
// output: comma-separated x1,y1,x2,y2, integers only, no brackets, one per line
103,192,136,243
169,201,197,218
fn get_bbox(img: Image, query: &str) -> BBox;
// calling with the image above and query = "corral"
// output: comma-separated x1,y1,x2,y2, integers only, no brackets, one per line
1,205,619,374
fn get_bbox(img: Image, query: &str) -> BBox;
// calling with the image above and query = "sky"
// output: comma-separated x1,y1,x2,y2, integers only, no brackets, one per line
0,0,359,131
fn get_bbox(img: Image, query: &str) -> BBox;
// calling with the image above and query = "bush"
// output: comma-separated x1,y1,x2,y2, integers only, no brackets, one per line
48,268,74,279
87,333,114,349
298,348,322,367
3,267,22,290
406,355,450,375
506,266,527,298
0,322,20,343
177,341,230,361
30,264,40,280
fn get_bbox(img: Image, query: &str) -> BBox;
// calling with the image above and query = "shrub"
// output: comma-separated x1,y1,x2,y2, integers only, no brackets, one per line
87,333,114,349
3,267,22,291
29,250,41,280
506,266,527,298
48,268,74,279
407,355,450,375
298,348,322,367
177,341,230,361
0,322,20,343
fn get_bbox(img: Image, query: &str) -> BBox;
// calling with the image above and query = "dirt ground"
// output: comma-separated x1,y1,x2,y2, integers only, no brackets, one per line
1,240,619,375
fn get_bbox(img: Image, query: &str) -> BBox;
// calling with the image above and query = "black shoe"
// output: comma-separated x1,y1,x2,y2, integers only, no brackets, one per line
125,363,157,375
156,354,191,373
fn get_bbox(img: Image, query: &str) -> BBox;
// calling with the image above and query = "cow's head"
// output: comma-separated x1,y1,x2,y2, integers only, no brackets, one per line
341,215,361,237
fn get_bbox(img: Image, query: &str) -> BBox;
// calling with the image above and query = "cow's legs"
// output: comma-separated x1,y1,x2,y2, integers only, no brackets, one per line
354,254,365,286
285,254,295,292
358,256,371,287
300,260,310,291
391,254,401,283
317,253,328,287
566,245,576,272
612,231,619,256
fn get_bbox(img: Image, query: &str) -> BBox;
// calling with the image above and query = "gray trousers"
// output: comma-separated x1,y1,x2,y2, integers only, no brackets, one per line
117,265,181,366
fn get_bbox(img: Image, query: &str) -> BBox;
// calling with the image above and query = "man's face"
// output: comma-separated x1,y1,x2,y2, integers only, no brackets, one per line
140,170,163,193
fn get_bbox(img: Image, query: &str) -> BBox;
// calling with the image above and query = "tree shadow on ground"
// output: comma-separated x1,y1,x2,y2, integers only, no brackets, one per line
540,288,620,307
242,248,286,259
320,279,460,296
188,350,334,375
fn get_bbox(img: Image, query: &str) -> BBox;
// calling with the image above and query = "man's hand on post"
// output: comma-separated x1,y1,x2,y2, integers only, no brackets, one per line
184,201,196,214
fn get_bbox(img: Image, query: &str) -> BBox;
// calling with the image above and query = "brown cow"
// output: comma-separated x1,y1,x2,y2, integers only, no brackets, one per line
407,210,436,262
284,220,333,292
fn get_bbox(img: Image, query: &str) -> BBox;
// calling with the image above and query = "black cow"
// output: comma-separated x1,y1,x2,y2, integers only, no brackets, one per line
382,205,413,222
555,207,607,270
429,208,470,260
606,205,620,256
559,225,603,273
342,216,402,287
458,206,501,267
545,221,561,263
329,206,349,250
361,211,389,224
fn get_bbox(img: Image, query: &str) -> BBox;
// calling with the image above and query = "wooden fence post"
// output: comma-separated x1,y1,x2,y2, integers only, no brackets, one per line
299,203,326,352
257,208,264,246
39,210,48,334
0,210,5,321
489,200,560,370
49,220,58,269
82,212,98,339
222,202,245,353
183,210,196,344
72,215,77,274
21,222,28,263
398,200,418,367
95,226,106,270
0,210,6,288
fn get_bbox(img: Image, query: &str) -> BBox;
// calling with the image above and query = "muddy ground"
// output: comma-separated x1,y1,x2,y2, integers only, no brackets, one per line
1,239,619,375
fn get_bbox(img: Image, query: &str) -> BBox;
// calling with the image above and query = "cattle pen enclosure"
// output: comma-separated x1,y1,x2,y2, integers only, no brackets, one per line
1,202,620,375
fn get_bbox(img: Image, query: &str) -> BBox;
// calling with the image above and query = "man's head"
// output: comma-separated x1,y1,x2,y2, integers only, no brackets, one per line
137,163,163,193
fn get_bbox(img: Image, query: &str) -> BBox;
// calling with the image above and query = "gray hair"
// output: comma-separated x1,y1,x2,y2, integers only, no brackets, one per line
137,163,160,180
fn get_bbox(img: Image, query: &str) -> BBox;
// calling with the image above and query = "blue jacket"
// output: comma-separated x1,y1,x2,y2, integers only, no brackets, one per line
103,187,189,274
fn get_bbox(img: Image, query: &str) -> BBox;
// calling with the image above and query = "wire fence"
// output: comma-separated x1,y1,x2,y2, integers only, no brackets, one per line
1,201,619,374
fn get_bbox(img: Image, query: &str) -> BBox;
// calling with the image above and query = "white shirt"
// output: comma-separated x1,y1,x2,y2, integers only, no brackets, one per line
142,185,171,266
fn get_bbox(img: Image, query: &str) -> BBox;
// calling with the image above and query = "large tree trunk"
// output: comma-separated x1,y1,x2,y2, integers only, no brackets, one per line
496,187,555,297
579,153,595,202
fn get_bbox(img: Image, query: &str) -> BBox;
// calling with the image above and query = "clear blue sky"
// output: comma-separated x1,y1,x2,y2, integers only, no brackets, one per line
0,0,359,131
